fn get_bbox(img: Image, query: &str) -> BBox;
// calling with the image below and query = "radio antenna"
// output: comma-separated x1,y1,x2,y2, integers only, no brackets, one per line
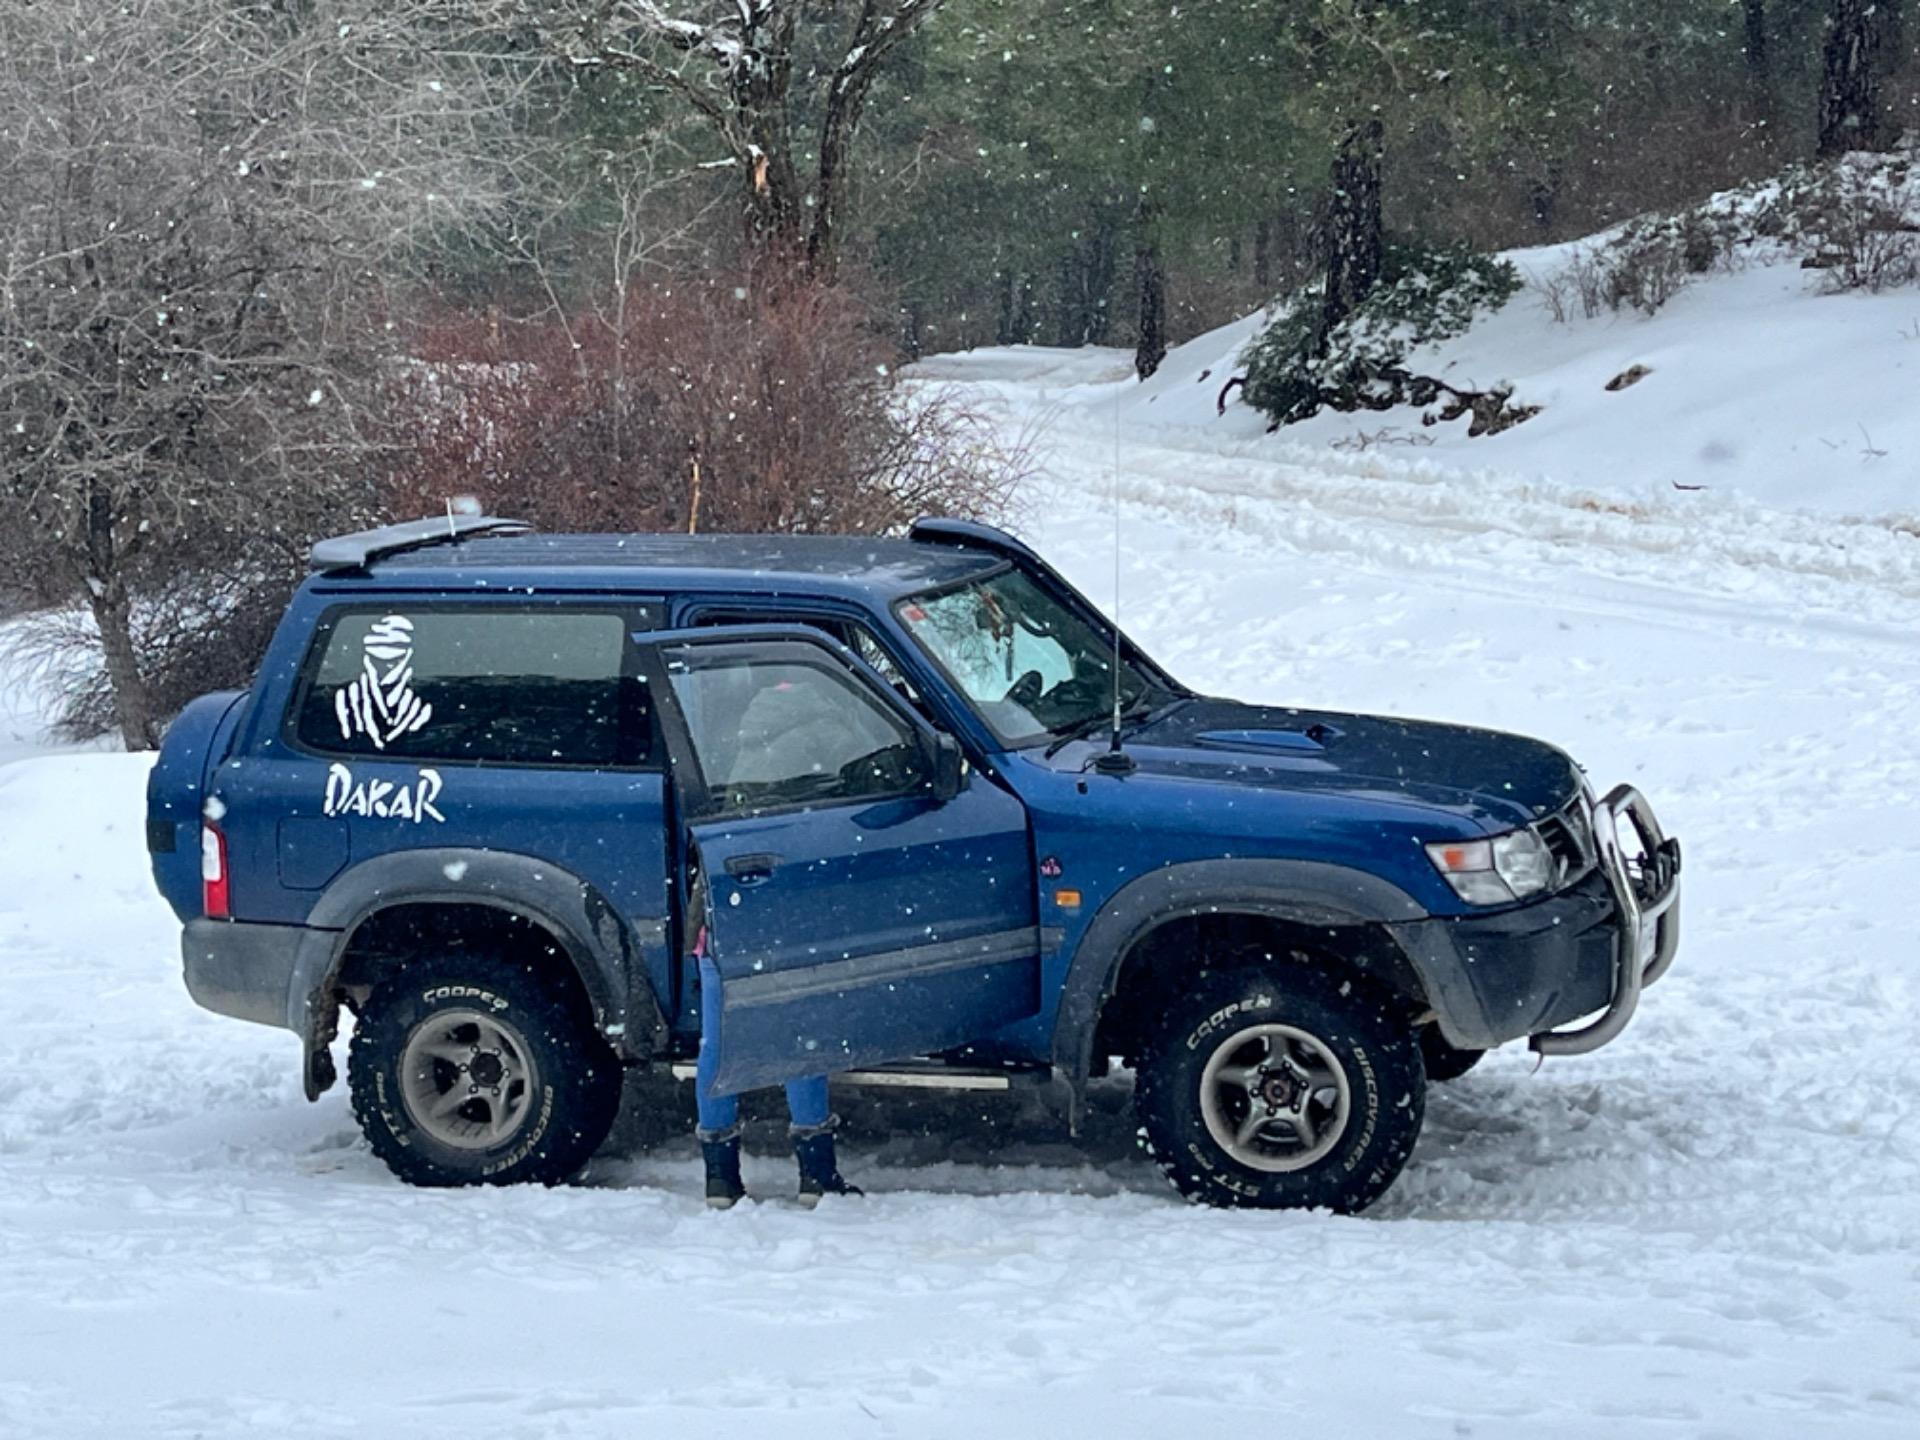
1093,374,1137,776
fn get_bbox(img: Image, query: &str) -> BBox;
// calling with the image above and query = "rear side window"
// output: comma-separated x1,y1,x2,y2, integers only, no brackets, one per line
293,608,652,768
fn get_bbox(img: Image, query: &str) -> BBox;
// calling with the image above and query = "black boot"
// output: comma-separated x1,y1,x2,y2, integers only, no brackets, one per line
699,1128,744,1210
792,1117,861,1207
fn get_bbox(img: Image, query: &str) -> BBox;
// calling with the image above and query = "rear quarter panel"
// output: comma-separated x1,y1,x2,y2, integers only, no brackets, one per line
147,690,248,921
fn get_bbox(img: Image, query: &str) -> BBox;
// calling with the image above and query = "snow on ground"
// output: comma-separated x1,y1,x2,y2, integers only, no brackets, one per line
918,231,1920,521
3,368,1920,1437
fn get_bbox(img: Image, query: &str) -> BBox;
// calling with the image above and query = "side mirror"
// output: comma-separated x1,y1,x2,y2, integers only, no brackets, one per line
929,732,967,802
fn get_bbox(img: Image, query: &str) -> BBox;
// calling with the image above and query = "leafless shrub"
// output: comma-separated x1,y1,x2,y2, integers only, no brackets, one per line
389,277,1030,537
1533,270,1573,325
1604,225,1700,317
1550,245,1614,322
1543,206,1748,322
1330,428,1435,453
1779,163,1920,293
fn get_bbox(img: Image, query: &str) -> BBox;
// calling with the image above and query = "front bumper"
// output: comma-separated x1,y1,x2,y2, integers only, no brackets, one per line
1386,785,1681,1054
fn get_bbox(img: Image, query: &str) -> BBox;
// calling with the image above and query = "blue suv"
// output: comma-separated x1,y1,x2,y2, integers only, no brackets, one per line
147,515,1681,1211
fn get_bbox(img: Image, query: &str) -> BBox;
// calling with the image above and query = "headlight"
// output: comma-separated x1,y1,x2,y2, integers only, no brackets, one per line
1425,828,1556,905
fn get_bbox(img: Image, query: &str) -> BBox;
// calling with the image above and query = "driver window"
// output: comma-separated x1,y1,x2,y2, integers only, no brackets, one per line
669,654,928,817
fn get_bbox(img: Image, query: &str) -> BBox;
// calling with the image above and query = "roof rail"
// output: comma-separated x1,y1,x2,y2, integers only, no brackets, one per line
309,515,533,575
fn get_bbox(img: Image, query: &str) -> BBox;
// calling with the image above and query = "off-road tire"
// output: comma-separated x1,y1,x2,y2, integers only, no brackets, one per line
1134,965,1425,1213
1418,1025,1486,1083
348,952,623,1187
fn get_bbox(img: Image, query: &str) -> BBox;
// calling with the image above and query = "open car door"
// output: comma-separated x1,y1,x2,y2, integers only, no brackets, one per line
641,627,1043,1096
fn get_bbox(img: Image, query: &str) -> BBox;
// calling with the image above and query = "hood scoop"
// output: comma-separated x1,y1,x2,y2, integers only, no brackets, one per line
1193,723,1342,754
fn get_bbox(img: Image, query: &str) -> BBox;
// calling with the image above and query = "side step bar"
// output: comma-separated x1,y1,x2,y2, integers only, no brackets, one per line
665,1061,1045,1093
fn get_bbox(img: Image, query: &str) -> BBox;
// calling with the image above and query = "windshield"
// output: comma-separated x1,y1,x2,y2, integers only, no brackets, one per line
895,567,1163,745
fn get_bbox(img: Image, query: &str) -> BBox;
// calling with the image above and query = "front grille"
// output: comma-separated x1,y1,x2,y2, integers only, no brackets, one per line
1536,800,1595,886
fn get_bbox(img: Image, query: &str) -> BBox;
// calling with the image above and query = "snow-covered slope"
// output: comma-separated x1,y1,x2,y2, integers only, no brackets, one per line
920,234,1920,520
4,369,1920,1435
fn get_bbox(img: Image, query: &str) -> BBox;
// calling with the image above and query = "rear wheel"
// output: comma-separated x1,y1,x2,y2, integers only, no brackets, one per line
348,952,622,1187
1134,965,1425,1213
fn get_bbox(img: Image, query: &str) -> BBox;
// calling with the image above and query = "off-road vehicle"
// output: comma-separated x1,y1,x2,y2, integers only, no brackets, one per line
147,515,1681,1211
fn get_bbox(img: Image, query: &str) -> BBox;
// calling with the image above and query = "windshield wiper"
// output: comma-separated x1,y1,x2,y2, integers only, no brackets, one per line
1043,695,1163,759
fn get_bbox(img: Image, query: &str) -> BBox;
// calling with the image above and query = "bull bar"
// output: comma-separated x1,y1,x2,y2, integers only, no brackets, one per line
1530,784,1682,1057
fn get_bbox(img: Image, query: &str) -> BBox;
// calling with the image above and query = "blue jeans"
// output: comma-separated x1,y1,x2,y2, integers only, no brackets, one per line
694,957,830,1135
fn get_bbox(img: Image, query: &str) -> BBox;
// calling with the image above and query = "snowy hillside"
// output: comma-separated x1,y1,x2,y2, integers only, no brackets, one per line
4,344,1920,1437
922,193,1920,521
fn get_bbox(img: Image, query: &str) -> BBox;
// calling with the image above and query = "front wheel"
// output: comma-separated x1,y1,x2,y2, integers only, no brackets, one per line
348,952,623,1187
1134,966,1425,1213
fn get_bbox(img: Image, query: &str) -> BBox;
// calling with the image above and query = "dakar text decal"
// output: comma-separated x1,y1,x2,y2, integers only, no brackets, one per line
323,763,446,824
337,614,432,749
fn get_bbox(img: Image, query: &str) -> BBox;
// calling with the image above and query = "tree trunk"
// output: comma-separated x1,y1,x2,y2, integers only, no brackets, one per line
1054,249,1085,347
1529,163,1562,234
88,581,156,750
1083,214,1118,346
1819,0,1883,158
1743,0,1777,131
1319,119,1386,345
1133,209,1167,380
1012,273,1036,344
1253,219,1274,291
807,78,858,281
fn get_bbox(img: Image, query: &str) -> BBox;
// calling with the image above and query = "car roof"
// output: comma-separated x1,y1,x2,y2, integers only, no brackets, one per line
320,531,1005,603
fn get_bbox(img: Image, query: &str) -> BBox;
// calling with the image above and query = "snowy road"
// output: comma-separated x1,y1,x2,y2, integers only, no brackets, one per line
3,362,1918,1437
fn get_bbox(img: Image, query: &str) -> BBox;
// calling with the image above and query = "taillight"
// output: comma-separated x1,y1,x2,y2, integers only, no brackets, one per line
201,823,231,919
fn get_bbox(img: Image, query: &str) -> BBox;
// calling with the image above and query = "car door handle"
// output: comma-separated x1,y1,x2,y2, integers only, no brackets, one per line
724,853,783,885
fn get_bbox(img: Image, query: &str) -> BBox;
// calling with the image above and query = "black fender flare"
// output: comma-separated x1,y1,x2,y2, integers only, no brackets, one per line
292,848,668,1095
1050,859,1443,1107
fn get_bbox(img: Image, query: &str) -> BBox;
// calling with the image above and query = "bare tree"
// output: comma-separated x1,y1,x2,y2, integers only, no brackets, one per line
558,1,948,282
0,1,538,746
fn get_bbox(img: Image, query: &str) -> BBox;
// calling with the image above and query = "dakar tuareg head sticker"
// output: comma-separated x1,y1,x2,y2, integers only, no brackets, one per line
336,614,433,750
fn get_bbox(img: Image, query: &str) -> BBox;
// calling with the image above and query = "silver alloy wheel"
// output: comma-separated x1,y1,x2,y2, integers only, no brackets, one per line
398,1008,541,1151
1198,1023,1352,1173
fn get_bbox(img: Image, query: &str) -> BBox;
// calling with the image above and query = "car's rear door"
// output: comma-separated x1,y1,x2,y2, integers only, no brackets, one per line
642,628,1041,1096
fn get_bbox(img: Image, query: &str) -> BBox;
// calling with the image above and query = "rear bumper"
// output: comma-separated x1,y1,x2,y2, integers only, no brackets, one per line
1387,785,1681,1054
181,918,304,1031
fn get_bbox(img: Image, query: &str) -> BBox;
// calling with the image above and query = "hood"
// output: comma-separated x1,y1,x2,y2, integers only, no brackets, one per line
1083,698,1581,832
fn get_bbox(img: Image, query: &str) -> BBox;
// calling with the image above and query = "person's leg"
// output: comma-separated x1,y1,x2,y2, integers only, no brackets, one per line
695,957,743,1208
786,1076,859,1205
783,1076,830,1130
